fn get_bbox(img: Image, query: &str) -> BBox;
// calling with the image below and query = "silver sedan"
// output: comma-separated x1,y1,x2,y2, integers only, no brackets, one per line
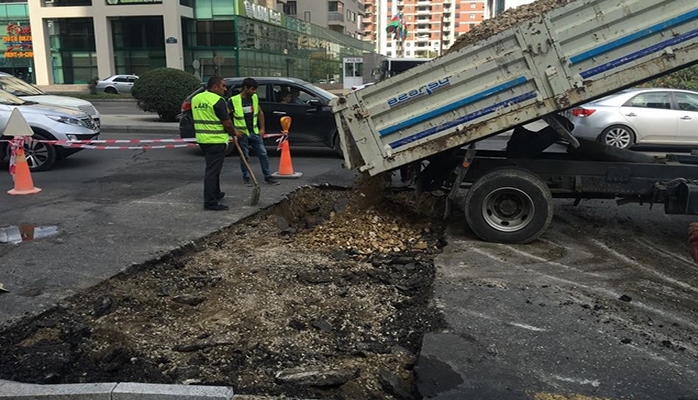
94,74,138,95
569,88,698,149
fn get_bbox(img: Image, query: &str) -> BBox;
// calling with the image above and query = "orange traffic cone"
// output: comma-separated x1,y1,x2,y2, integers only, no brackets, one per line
8,145,41,195
272,140,303,178
272,116,302,179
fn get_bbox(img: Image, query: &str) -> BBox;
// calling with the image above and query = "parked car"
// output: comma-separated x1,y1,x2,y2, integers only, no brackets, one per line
0,89,100,171
94,74,139,94
0,72,100,126
569,88,698,149
179,77,340,153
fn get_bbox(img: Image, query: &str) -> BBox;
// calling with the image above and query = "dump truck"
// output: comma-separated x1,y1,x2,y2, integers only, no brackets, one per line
332,0,698,244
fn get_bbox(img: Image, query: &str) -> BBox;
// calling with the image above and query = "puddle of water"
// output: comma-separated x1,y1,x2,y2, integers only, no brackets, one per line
0,225,60,244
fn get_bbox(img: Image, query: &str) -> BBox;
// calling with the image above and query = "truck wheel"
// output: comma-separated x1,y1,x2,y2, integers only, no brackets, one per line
464,168,553,244
600,125,635,149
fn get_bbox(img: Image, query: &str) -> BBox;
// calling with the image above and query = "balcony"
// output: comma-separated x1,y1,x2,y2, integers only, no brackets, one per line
416,7,431,14
328,11,345,22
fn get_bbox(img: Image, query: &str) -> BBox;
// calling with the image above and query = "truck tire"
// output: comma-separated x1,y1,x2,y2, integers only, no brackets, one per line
464,168,553,244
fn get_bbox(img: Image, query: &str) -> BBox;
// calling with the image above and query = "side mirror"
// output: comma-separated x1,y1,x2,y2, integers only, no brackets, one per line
307,99,322,107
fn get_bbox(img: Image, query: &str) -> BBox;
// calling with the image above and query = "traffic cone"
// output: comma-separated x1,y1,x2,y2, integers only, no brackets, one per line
272,140,303,178
272,116,302,179
7,145,41,195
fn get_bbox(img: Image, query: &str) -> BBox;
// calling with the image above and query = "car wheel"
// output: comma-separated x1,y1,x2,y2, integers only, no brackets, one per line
464,168,553,244
600,125,635,149
3,132,57,172
105,87,118,94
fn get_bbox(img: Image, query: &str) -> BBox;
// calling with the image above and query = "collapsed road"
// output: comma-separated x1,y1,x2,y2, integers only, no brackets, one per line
1,182,697,399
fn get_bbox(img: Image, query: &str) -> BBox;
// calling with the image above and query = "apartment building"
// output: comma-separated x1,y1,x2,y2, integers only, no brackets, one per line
485,0,534,18
361,0,485,58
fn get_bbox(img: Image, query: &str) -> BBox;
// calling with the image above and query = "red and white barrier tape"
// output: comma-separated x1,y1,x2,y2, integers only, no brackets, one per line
0,133,289,150
8,137,27,178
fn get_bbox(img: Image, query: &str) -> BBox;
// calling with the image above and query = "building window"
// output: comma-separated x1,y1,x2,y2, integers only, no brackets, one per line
471,2,476,8
470,13,476,19
283,1,297,15
328,1,344,12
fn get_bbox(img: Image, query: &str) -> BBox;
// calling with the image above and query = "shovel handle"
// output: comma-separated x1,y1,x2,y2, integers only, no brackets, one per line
233,137,259,186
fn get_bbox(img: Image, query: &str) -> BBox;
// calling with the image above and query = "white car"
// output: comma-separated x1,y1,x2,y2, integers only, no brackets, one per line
570,88,698,149
0,72,100,127
94,74,138,94
0,89,100,171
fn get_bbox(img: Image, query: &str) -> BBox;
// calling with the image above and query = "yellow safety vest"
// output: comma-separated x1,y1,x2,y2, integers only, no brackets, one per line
230,94,259,136
192,91,229,144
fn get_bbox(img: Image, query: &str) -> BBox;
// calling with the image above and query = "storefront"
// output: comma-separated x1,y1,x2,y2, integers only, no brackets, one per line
0,3,33,82
23,0,370,85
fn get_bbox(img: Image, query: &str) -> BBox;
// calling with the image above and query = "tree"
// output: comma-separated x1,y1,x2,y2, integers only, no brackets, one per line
644,65,698,91
131,68,201,122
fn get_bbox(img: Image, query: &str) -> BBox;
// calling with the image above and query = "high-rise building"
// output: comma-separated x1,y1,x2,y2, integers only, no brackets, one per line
485,0,534,19
282,0,365,39
362,0,485,58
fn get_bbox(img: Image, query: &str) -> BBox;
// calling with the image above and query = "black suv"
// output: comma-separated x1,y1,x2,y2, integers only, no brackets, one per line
179,77,340,153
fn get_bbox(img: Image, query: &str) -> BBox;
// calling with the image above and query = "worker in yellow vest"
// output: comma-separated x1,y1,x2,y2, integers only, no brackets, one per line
192,76,240,211
229,77,280,186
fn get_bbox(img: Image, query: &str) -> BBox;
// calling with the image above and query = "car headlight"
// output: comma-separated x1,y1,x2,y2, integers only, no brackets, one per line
46,114,86,128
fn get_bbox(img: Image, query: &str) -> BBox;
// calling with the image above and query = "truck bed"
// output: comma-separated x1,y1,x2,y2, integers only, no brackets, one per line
333,0,698,176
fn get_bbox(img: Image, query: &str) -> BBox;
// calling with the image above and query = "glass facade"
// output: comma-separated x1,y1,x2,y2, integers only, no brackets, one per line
182,1,372,83
48,18,97,84
6,0,372,84
112,17,166,75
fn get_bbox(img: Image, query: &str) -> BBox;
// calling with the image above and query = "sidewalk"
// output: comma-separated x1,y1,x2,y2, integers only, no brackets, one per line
99,114,179,135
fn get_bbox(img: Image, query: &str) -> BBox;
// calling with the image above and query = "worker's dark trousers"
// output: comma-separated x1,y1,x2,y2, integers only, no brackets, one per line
199,143,227,206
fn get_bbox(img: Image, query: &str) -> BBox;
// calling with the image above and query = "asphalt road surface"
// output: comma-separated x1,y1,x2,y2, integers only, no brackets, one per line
2,122,698,399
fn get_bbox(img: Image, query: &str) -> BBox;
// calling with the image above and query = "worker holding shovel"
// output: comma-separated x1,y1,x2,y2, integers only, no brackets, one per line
193,76,241,211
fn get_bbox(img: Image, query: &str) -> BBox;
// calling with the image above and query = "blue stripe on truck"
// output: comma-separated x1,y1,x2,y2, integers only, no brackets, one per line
569,8,698,65
388,91,538,150
378,76,528,137
579,27,698,79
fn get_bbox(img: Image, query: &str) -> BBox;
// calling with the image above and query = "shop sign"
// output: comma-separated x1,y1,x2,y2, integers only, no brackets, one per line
105,0,163,5
4,24,32,59
239,0,282,26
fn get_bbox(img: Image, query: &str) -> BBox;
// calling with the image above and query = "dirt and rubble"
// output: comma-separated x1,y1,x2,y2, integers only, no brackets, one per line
0,183,450,400
447,0,575,54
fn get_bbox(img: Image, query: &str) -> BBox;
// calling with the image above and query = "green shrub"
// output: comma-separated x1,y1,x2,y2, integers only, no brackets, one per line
88,76,99,95
131,68,201,122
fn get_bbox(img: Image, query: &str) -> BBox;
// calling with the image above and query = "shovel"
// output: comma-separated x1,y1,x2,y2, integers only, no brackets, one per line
234,138,261,206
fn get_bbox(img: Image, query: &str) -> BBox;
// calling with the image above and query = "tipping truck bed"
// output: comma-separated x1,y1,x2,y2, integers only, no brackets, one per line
333,0,698,176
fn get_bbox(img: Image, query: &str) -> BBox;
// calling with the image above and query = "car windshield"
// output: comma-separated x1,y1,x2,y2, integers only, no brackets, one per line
0,88,27,105
299,83,337,100
0,76,44,96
